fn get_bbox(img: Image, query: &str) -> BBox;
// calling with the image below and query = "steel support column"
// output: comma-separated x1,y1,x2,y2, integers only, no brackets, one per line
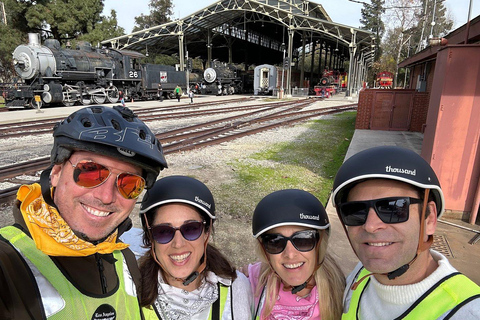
300,31,306,88
309,34,315,88
207,29,212,67
286,28,294,95
317,40,323,80
346,30,357,97
178,33,185,71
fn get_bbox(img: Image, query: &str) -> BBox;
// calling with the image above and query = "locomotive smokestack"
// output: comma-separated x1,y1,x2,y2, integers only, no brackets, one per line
28,33,41,47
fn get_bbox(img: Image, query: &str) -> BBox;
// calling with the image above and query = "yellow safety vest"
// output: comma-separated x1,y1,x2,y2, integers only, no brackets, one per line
142,282,230,319
343,267,480,319
0,226,142,319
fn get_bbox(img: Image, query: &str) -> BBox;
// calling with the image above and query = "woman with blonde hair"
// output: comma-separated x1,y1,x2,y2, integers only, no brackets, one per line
248,189,345,319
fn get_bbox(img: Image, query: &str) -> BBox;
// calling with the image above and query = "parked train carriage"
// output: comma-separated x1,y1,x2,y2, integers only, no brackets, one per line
141,64,187,99
377,71,394,88
200,61,244,95
253,64,303,95
254,64,277,95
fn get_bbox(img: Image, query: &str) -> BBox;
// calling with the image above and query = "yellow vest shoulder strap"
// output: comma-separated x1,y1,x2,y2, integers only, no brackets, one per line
343,267,480,320
0,225,141,319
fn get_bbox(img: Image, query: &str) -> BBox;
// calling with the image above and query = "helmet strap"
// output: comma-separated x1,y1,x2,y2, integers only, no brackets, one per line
40,166,58,209
350,188,433,289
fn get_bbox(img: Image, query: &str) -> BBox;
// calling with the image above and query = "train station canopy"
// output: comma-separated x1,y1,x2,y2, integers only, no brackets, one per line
101,0,374,67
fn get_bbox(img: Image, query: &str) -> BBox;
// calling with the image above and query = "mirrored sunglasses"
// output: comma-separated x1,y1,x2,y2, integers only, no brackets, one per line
260,230,319,255
338,197,422,226
150,221,206,244
69,160,145,200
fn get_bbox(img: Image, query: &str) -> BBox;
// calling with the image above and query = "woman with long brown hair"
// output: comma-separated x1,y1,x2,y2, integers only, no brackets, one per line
138,175,253,319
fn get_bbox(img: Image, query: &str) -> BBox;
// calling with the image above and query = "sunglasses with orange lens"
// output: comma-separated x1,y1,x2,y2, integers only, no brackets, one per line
69,160,145,199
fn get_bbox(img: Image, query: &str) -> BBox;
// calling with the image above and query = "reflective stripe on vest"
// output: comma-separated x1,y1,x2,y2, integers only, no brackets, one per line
343,267,480,319
0,226,141,319
142,282,230,319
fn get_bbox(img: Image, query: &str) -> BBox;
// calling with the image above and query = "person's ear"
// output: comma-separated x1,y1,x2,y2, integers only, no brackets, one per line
50,163,64,187
425,201,437,237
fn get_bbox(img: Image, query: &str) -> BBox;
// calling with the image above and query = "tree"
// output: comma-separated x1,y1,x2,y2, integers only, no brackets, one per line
381,0,423,87
133,0,174,32
360,0,386,61
24,0,104,40
0,24,24,82
411,0,453,53
77,10,126,47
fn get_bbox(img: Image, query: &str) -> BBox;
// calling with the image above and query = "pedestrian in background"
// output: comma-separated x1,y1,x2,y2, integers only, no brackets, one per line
157,83,163,102
175,85,182,102
119,90,125,106
188,90,194,104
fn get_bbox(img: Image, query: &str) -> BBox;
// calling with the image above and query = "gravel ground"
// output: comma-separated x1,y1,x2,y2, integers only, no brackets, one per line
0,96,355,267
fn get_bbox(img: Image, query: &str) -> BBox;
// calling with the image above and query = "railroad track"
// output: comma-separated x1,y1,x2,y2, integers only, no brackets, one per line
0,98,304,139
0,102,355,204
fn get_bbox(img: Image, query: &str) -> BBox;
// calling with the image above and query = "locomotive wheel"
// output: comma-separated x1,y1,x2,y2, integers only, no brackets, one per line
79,93,92,105
62,87,77,107
29,99,42,109
92,90,106,104
106,86,119,103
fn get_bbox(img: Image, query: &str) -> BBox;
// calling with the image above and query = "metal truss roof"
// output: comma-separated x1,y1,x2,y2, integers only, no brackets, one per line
102,0,374,57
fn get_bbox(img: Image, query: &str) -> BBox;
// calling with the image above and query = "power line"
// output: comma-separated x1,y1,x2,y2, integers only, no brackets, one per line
347,0,422,10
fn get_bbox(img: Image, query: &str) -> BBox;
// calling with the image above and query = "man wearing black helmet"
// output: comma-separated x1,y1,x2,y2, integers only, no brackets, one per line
332,146,480,319
0,105,167,319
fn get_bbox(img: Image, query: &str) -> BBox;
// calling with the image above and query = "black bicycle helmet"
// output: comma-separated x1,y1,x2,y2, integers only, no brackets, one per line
51,105,167,188
252,189,329,238
332,146,444,217
140,175,215,220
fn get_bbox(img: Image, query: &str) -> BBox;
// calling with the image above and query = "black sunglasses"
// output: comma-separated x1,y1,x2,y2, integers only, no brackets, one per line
260,230,319,254
338,197,422,226
150,221,206,244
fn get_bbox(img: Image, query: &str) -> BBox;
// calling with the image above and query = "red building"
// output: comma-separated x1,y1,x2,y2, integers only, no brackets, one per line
356,15,480,224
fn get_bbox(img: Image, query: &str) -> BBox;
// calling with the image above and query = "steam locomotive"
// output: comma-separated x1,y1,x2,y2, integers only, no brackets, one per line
6,34,246,108
199,61,246,95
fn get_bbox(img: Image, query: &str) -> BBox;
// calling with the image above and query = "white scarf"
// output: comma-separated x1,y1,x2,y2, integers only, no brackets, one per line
153,271,231,320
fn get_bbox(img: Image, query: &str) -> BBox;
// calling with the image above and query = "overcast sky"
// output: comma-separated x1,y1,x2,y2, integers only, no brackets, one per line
104,0,478,35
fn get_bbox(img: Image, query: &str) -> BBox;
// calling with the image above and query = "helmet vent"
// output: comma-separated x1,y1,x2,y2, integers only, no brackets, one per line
114,105,136,122
91,106,103,114
81,118,92,127
139,130,146,140
111,119,121,130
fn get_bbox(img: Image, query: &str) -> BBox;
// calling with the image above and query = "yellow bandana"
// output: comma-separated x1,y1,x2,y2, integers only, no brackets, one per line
16,183,129,257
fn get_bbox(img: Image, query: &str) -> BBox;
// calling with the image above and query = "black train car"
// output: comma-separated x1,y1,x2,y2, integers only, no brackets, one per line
6,33,190,108
141,64,187,99
200,61,244,95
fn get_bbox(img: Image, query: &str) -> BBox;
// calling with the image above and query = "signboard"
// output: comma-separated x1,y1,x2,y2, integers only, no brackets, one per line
160,71,167,83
